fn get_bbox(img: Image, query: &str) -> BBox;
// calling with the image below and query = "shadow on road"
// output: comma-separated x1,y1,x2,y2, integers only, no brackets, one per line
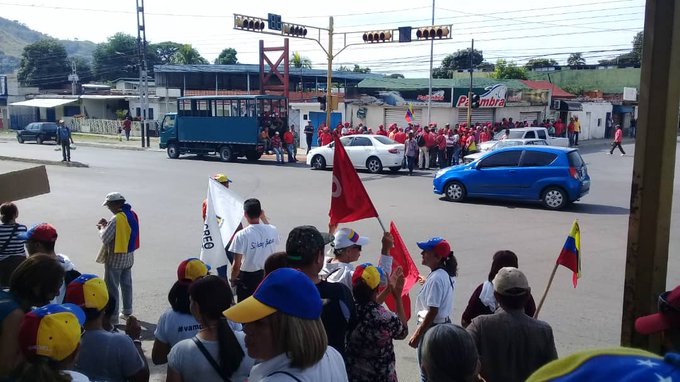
437,197,629,215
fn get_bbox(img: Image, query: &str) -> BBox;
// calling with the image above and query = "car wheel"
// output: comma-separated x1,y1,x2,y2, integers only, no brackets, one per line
445,181,466,202
389,166,401,173
219,145,234,162
36,136,43,145
17,136,24,144
542,187,567,210
167,143,180,159
366,157,383,173
311,155,326,170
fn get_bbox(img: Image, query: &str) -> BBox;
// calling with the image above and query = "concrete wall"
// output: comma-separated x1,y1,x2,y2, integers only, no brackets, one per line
572,102,612,140
496,105,549,124
290,102,346,129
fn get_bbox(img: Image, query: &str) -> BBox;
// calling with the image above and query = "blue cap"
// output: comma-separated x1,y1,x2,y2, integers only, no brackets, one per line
417,237,452,258
417,237,446,250
527,347,680,381
223,268,322,323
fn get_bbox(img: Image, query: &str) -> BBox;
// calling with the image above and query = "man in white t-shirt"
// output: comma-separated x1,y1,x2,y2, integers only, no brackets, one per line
230,198,279,302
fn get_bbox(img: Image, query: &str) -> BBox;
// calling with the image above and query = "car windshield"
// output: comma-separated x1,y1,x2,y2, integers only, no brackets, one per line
506,130,526,139
373,136,397,145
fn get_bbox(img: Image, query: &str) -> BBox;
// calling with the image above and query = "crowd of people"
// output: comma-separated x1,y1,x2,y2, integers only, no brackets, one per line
1,187,678,381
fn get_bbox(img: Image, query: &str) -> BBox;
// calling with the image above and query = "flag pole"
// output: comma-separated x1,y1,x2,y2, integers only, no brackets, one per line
534,263,559,319
376,216,387,233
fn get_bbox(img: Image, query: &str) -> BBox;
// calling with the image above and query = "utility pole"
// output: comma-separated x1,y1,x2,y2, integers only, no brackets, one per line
68,59,79,96
136,0,149,148
466,39,474,127
426,0,435,125
325,17,334,129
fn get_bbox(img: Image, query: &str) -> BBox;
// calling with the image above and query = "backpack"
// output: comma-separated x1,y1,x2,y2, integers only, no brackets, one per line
58,127,70,141
417,134,426,147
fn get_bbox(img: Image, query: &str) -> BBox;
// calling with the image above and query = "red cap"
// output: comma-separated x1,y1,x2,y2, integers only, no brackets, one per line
19,223,58,242
635,285,680,334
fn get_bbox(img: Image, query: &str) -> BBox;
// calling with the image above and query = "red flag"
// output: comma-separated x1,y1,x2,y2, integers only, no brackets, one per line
384,221,419,320
329,135,379,225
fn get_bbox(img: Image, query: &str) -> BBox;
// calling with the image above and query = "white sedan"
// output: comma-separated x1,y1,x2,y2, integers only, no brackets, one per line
306,134,405,173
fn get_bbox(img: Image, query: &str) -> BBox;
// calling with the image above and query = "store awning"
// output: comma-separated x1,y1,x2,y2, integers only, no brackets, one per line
555,100,582,111
10,98,78,108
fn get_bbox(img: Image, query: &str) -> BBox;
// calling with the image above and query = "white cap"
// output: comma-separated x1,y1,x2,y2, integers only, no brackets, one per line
332,228,369,250
102,192,125,206
493,267,530,296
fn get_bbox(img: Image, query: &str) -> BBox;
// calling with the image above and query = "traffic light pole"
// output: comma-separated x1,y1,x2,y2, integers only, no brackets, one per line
426,0,435,125
466,39,474,128
326,17,333,129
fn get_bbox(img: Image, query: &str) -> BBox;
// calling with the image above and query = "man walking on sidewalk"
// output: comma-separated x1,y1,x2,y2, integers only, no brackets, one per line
304,120,315,154
609,125,626,156
57,120,74,162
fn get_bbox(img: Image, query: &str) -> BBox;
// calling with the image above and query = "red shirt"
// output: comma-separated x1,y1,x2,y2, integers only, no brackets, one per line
394,131,407,144
283,131,294,144
424,132,436,147
614,128,623,142
377,129,388,136
436,134,446,150
321,132,333,146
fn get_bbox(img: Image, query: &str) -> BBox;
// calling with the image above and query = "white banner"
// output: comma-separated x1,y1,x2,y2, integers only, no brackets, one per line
200,178,244,269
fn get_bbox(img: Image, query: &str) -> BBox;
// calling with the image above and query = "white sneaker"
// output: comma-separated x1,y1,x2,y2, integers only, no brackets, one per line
620,154,625,156
119,313,132,321
608,152,612,155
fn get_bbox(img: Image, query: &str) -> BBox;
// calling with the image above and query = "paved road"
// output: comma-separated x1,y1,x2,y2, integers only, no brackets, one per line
1,138,679,381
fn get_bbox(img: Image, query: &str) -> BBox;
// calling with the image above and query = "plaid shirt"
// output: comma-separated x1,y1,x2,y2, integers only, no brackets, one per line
100,216,134,269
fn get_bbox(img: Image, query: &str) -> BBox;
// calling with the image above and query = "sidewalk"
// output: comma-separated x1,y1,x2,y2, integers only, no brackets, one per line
0,129,161,151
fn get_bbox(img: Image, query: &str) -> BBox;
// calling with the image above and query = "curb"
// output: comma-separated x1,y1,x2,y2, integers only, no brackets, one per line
0,136,162,152
0,155,89,168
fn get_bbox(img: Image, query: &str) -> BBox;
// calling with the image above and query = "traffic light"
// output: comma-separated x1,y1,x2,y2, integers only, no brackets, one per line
318,95,326,111
234,16,265,31
415,25,450,39
471,94,481,109
283,23,307,37
362,30,393,43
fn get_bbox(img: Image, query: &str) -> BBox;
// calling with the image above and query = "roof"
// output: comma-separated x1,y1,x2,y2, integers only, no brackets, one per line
154,64,381,81
357,77,529,90
520,80,574,98
178,94,287,100
10,98,78,108
526,68,641,93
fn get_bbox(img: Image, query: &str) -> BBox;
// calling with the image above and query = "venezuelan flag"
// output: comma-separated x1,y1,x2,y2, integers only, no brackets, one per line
114,204,140,253
556,220,580,287
405,103,414,123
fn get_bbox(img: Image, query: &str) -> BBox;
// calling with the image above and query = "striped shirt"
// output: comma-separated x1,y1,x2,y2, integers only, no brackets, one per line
100,217,134,269
0,223,27,261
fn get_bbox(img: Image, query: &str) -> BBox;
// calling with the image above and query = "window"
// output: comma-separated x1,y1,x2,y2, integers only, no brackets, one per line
373,136,397,145
246,100,256,117
148,108,154,120
479,151,522,168
231,100,240,117
537,130,547,139
63,105,80,117
568,151,584,168
524,131,536,138
136,107,141,118
520,151,558,167
162,115,176,129
340,137,353,146
351,137,373,147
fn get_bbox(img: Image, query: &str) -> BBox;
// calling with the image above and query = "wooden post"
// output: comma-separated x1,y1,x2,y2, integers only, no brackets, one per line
534,263,558,319
621,0,680,352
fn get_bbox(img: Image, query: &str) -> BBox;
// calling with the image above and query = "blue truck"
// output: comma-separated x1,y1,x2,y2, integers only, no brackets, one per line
159,94,289,161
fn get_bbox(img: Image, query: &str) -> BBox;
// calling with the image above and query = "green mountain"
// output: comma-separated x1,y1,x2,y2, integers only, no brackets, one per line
0,17,96,74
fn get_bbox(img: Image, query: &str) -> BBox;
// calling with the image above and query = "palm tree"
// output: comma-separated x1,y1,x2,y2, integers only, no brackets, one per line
290,51,312,69
567,52,586,66
172,44,208,64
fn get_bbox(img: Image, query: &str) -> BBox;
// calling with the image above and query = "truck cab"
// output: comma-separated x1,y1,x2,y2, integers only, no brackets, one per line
159,113,177,150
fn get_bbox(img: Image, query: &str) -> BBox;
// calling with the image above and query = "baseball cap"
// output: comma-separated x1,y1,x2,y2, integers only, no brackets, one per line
286,226,334,261
212,173,232,184
102,192,125,206
223,268,322,323
493,267,530,296
177,258,210,282
64,274,109,311
333,228,369,250
18,223,58,242
417,237,451,258
635,285,680,335
352,263,385,290
19,303,85,362
527,347,680,382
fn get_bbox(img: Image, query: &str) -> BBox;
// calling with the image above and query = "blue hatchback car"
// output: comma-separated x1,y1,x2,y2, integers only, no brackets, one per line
433,146,590,210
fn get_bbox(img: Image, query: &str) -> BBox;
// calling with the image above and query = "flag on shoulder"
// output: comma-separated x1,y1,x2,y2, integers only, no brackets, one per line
328,135,379,225
201,178,244,269
556,219,581,287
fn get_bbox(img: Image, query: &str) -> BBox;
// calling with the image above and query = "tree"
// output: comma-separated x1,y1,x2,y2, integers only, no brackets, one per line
151,41,182,65
491,59,527,80
631,31,643,64
352,64,370,73
598,32,643,67
524,58,559,69
92,33,139,81
567,52,586,66
386,73,405,79
290,51,312,69
172,44,208,64
432,48,484,79
214,48,238,65
17,39,70,88
337,65,352,71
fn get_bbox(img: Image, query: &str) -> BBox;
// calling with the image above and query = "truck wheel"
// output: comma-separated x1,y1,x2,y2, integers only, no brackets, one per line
36,136,43,145
219,145,235,162
167,143,180,159
245,150,262,161
542,187,567,210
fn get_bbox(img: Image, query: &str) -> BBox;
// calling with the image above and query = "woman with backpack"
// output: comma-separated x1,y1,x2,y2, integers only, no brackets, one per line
0,202,27,287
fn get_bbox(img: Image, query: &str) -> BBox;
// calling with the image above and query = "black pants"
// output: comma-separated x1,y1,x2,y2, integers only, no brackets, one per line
0,255,26,288
306,135,313,153
610,142,626,154
61,142,71,161
236,270,264,302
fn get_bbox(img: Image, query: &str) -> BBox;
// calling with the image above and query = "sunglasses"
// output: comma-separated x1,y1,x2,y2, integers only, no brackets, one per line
658,291,680,313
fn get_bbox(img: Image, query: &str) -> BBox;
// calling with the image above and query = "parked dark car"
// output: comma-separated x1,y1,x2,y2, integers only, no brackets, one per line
433,146,590,210
16,122,59,144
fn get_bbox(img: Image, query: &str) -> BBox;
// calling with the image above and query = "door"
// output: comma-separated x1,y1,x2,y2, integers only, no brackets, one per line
46,108,56,122
25,123,38,139
348,136,373,167
516,150,560,198
465,150,522,197
308,111,342,147
457,108,494,124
